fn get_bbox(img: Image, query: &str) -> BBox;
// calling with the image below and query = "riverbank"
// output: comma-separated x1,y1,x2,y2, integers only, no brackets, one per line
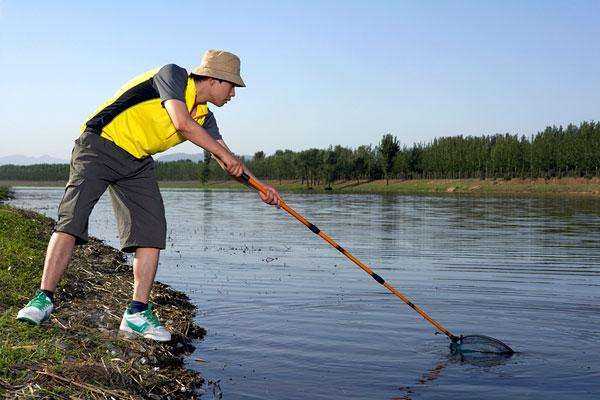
193,177,600,196
0,203,207,398
2,177,600,196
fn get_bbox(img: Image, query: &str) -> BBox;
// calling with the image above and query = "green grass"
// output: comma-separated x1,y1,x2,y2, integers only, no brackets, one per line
0,206,64,384
0,207,50,307
0,186,14,201
0,313,64,377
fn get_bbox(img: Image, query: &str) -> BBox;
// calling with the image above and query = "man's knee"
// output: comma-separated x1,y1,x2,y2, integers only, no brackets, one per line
48,231,77,254
53,231,77,242
134,247,161,258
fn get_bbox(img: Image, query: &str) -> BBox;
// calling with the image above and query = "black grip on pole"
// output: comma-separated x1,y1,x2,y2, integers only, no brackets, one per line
240,172,250,183
371,272,385,285
308,223,321,234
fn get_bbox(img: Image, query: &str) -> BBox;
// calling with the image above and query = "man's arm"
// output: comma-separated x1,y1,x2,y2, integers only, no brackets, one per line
163,99,243,177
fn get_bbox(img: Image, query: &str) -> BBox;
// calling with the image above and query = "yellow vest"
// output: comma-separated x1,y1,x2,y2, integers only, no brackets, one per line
80,67,209,159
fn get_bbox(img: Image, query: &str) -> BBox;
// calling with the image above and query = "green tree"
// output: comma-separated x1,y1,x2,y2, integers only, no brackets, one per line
378,134,400,184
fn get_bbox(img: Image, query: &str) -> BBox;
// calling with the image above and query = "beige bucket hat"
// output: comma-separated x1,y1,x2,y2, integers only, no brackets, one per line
193,49,246,87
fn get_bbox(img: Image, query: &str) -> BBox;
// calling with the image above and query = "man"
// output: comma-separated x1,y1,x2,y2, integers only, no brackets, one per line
17,50,282,341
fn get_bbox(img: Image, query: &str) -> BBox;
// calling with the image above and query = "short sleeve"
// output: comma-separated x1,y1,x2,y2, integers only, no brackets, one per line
152,64,188,104
202,111,222,140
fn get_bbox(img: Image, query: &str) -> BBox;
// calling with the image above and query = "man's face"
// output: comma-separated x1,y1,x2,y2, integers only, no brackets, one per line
210,79,236,107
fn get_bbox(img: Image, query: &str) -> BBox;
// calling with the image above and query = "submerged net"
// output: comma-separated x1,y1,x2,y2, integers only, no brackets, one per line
450,335,514,355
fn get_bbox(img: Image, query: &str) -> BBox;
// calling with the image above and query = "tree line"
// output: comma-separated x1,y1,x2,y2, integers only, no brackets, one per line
198,121,600,185
1,121,598,184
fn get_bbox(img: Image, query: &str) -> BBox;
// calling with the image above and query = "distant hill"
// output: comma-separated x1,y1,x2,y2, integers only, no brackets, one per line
154,153,253,162
0,155,69,165
0,152,251,166
155,153,204,163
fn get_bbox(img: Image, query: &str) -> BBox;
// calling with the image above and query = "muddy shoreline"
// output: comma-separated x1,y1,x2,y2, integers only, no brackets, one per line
0,206,207,399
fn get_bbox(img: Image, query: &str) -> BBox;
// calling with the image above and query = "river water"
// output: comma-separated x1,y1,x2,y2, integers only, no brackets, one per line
8,187,600,399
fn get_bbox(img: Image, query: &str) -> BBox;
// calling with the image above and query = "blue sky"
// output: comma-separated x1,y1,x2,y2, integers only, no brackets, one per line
1,0,599,158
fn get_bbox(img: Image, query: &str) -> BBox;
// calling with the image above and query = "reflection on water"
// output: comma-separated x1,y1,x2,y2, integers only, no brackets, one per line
8,188,600,400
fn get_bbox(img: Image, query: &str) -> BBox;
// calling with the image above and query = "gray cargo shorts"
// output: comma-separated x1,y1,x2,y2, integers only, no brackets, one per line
54,130,166,253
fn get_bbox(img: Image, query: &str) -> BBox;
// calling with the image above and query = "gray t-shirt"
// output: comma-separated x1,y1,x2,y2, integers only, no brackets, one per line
152,64,222,140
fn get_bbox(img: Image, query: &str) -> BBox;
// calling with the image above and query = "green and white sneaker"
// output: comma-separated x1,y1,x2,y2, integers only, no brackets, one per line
119,303,171,342
17,290,54,325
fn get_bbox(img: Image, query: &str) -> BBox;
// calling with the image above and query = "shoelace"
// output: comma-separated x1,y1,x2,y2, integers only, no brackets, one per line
28,292,51,309
142,305,161,327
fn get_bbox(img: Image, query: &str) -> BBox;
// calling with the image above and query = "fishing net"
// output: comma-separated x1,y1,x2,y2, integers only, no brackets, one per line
450,334,514,355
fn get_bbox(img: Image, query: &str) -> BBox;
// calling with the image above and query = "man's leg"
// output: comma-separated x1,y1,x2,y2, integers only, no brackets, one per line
18,132,114,325
120,246,170,341
40,232,77,292
132,247,160,303
110,158,170,341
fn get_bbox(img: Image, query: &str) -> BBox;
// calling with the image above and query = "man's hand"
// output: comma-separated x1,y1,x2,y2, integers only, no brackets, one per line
258,184,282,207
221,152,244,178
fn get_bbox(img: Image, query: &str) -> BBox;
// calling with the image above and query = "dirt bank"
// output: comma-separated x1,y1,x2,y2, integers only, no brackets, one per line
0,205,207,399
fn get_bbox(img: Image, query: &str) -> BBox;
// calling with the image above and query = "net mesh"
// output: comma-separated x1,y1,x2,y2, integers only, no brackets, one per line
450,334,514,355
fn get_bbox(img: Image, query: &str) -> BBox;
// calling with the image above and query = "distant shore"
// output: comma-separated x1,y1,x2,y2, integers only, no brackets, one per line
2,178,600,197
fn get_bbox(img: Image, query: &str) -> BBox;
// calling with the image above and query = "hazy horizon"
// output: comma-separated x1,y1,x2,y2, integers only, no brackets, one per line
2,1,599,159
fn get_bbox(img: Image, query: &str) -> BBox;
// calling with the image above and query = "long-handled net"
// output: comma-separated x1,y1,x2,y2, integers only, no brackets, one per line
239,172,515,355
451,335,514,354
